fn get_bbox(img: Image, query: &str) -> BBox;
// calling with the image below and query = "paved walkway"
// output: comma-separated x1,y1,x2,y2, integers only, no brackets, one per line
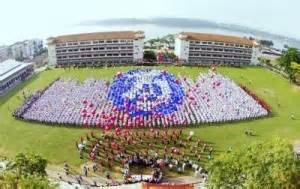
46,168,204,188
47,168,121,188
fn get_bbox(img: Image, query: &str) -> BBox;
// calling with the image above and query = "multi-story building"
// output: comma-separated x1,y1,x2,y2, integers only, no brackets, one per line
0,59,34,96
175,32,257,66
0,46,9,62
47,31,145,66
10,39,44,61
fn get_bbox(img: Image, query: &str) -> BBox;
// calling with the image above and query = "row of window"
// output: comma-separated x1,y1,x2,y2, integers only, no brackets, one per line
189,53,251,59
0,69,32,92
189,41,252,48
57,59,133,65
56,39,135,47
189,47,251,54
56,46,133,54
57,53,134,59
189,59,251,64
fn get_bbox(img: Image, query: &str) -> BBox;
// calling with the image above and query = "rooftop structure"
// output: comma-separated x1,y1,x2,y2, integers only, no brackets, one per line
49,31,145,43
0,59,34,96
178,32,254,46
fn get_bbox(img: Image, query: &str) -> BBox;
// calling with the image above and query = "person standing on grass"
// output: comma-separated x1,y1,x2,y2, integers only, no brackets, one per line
83,165,88,177
64,161,69,176
92,161,97,173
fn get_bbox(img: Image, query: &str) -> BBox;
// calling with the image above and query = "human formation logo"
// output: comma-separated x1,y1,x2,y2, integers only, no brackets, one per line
107,69,185,117
15,69,269,128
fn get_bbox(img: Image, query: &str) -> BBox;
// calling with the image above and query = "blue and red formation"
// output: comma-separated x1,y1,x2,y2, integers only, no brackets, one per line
107,69,185,117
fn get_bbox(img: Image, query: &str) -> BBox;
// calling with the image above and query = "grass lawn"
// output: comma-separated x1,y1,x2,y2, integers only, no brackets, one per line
0,66,300,170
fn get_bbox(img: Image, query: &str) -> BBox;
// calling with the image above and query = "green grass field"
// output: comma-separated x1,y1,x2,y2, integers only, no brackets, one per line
0,66,300,169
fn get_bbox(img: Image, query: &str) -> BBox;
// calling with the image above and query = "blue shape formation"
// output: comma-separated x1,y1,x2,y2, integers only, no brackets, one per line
107,69,185,117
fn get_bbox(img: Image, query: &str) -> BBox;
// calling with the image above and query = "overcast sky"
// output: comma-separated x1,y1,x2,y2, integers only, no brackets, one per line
0,0,299,45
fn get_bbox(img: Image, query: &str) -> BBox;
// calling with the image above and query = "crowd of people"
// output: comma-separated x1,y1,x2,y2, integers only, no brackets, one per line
14,69,269,128
76,129,209,183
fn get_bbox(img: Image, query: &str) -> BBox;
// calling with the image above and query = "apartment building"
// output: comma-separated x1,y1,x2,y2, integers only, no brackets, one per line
11,39,44,61
175,32,257,66
0,46,9,62
47,31,145,66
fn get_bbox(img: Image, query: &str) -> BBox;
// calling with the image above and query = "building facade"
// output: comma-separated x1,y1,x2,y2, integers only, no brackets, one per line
175,32,257,66
0,60,34,96
47,31,145,66
10,39,44,61
0,46,9,62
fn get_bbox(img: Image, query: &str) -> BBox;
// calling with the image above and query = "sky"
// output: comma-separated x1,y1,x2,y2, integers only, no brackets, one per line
0,0,299,45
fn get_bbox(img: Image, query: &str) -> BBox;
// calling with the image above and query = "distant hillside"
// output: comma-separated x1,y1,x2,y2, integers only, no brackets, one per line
79,17,300,49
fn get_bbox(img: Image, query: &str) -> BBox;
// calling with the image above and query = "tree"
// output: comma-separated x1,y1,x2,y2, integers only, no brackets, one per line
0,172,56,189
284,44,290,49
144,50,156,62
279,48,300,72
259,40,274,47
145,34,175,49
146,39,157,48
161,34,175,48
290,62,300,83
0,152,56,188
207,138,299,189
165,51,177,61
258,57,271,65
10,152,47,177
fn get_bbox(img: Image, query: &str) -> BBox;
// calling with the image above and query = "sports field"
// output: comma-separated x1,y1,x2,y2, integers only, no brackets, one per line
0,66,300,168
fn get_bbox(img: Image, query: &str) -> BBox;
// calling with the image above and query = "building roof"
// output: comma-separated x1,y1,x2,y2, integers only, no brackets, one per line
48,31,145,44
0,59,32,82
178,32,254,46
